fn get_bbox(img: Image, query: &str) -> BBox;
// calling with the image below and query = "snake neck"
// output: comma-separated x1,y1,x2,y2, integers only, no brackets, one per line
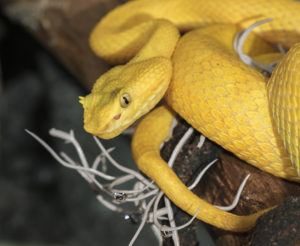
83,19,179,139
129,19,180,64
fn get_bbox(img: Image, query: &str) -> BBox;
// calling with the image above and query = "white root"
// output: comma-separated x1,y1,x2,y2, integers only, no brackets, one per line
234,18,277,74
27,127,250,246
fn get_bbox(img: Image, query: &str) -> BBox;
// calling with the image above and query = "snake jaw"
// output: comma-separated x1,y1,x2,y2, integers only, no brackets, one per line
80,90,148,139
80,92,120,138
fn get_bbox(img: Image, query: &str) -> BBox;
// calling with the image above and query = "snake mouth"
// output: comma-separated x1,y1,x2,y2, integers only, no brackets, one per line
84,124,118,139
90,125,128,139
83,115,130,139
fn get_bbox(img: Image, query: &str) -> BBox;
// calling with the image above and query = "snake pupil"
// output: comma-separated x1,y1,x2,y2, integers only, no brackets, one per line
123,97,129,104
120,93,131,108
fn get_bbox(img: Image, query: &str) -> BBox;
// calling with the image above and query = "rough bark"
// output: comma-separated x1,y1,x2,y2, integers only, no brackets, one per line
161,119,300,246
250,196,300,246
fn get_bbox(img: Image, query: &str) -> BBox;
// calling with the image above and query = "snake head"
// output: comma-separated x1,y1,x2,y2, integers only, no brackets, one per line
80,57,172,139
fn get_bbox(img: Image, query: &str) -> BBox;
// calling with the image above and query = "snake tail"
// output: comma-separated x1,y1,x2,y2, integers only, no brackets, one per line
132,106,271,232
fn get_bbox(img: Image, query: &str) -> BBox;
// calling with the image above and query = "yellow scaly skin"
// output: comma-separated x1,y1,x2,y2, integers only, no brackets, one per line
132,105,271,232
80,0,300,231
166,25,298,181
268,44,300,174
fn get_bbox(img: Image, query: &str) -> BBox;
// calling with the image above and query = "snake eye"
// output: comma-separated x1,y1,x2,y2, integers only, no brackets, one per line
120,93,131,108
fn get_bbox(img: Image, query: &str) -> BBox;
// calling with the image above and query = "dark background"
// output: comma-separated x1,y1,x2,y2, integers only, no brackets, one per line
0,15,158,246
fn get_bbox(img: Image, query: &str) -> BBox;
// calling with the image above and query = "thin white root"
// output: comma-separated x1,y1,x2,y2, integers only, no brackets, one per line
50,129,89,169
160,208,200,232
276,44,287,54
92,147,115,172
26,130,116,181
28,127,248,246
110,180,155,195
169,118,178,138
215,174,251,211
153,192,165,229
149,208,169,223
188,159,218,190
151,224,163,246
60,152,92,183
94,137,156,188
152,191,200,236
96,195,123,212
121,189,159,203
168,127,194,167
234,18,277,74
58,151,114,197
197,135,206,149
128,196,156,246
108,174,134,188
164,197,180,246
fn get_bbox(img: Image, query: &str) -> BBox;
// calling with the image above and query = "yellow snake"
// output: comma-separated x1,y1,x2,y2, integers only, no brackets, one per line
80,0,300,232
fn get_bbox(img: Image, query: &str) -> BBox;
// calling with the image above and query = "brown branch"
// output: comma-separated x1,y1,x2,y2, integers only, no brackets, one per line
2,0,124,88
161,118,300,245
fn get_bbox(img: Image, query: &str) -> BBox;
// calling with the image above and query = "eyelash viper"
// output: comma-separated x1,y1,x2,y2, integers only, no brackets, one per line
80,0,300,231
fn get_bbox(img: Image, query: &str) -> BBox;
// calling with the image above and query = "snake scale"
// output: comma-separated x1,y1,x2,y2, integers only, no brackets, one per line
80,0,300,231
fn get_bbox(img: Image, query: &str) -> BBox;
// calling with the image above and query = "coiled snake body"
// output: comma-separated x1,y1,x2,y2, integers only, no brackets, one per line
81,0,300,231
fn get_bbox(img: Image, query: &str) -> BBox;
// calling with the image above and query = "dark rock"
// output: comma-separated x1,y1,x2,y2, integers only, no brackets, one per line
251,197,300,246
